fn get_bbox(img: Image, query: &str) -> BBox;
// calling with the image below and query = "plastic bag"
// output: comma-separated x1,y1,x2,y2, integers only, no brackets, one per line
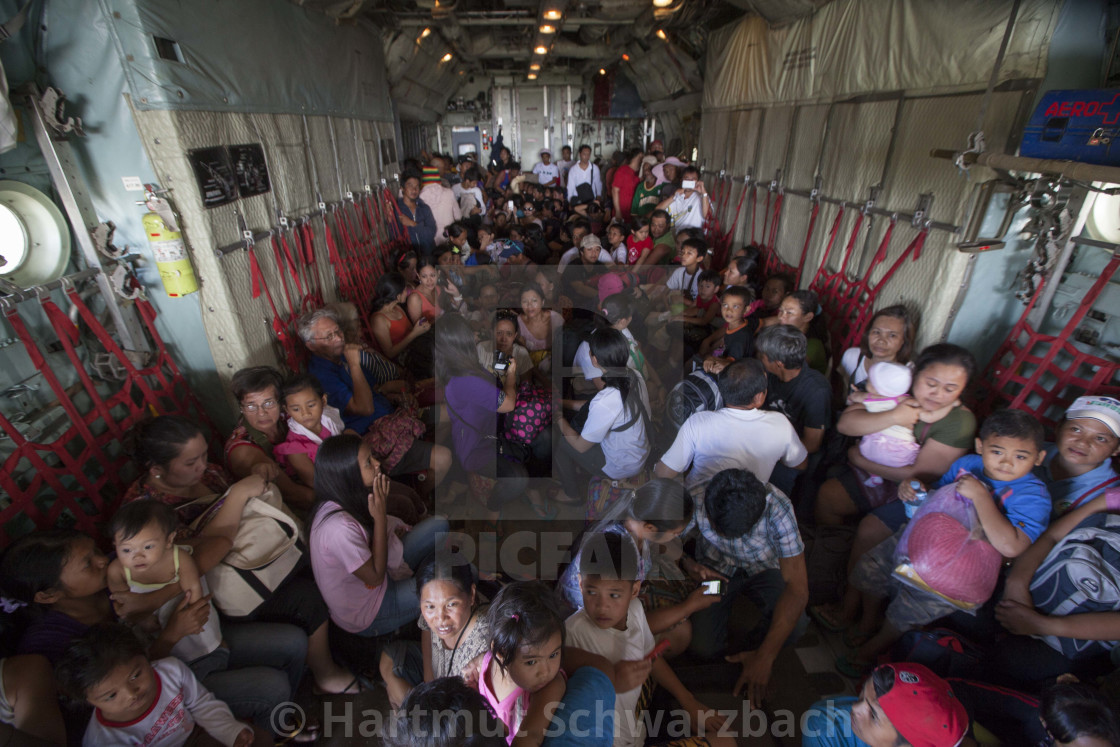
893,483,1002,611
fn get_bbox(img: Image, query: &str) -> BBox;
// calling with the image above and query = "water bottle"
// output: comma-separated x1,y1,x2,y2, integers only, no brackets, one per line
904,480,927,518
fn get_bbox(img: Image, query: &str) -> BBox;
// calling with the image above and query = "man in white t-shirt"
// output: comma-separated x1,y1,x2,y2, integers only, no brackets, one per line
656,359,807,495
532,148,561,187
656,165,710,233
452,166,485,220
566,144,603,204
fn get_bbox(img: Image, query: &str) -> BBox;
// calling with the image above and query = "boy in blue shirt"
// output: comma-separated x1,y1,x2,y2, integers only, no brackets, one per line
837,409,1051,676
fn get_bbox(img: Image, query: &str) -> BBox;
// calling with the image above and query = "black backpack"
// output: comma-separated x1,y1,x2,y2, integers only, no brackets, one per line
666,370,723,429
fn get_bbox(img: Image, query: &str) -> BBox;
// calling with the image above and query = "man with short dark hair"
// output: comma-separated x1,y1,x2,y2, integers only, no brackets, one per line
556,144,574,186
684,467,809,704
566,144,602,205
656,166,710,233
655,359,807,494
645,209,676,266
385,678,507,747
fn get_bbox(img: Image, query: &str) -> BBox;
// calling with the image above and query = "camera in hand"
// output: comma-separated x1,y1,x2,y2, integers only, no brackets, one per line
493,350,510,372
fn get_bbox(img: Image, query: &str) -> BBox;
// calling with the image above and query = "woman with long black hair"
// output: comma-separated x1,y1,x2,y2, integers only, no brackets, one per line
369,272,430,361
555,327,651,504
307,435,448,705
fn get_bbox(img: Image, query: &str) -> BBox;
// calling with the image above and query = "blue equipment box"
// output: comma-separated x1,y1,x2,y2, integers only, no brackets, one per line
1020,89,1120,166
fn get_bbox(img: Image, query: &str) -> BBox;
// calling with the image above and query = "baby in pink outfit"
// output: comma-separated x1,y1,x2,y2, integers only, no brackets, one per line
859,361,920,468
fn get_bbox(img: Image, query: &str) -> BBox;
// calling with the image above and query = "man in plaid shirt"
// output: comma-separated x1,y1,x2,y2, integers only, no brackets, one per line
681,468,809,705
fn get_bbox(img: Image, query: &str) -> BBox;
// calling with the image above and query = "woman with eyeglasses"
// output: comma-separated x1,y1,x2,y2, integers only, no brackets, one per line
224,365,315,510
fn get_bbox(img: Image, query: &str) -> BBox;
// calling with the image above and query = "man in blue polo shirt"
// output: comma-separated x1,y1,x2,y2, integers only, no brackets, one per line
301,307,451,483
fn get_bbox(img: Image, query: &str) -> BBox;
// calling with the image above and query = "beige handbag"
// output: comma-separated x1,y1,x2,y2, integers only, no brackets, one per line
188,484,307,618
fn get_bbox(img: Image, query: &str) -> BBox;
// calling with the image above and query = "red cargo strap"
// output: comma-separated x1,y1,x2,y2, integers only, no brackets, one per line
749,184,759,245
808,206,850,290
277,232,304,298
794,201,820,287
246,243,302,372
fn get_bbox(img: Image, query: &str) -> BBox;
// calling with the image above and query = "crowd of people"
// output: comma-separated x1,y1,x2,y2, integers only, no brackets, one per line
1,137,1119,747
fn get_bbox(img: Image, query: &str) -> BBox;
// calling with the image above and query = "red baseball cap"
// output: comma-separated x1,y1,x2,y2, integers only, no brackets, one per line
649,139,664,152
876,664,968,747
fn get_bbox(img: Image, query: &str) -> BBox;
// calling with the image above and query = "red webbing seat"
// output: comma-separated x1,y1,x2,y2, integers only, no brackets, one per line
808,210,929,363
974,253,1120,430
0,291,213,545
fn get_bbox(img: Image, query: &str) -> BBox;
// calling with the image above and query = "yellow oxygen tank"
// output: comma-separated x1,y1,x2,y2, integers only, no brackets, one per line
143,208,198,297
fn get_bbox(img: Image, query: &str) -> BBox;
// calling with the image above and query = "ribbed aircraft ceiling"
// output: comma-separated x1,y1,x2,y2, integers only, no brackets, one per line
288,0,833,114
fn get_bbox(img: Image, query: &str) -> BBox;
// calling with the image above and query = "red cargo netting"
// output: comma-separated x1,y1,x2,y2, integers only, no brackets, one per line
975,253,1120,430
0,290,213,545
809,211,929,362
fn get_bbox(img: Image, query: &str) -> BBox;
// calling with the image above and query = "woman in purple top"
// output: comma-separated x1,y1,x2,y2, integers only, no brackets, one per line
435,315,551,520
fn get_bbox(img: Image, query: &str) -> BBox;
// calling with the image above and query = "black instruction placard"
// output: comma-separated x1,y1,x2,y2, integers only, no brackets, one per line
187,146,238,208
230,143,271,197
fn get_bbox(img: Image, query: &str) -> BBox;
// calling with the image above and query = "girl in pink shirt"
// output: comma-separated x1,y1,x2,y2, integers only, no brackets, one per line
477,582,567,746
273,373,347,488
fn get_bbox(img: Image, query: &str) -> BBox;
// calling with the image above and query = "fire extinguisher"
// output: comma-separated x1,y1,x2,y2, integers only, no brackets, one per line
142,186,198,297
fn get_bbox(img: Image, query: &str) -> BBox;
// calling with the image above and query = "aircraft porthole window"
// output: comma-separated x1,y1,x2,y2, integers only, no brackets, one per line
0,202,28,273
0,180,72,287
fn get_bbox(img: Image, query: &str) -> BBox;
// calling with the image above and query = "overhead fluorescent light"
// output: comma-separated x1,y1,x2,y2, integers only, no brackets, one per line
534,45,548,54
540,24,556,33
543,9,562,20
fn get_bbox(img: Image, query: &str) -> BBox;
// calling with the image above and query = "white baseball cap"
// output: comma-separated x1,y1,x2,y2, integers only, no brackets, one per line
1066,396,1120,438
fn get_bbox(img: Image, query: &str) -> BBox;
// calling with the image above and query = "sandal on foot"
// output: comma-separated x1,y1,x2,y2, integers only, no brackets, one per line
526,492,558,520
808,604,849,633
546,484,584,506
531,503,557,520
835,653,873,679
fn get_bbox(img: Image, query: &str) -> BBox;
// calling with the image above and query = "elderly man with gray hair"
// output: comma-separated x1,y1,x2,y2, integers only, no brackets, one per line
301,307,452,484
